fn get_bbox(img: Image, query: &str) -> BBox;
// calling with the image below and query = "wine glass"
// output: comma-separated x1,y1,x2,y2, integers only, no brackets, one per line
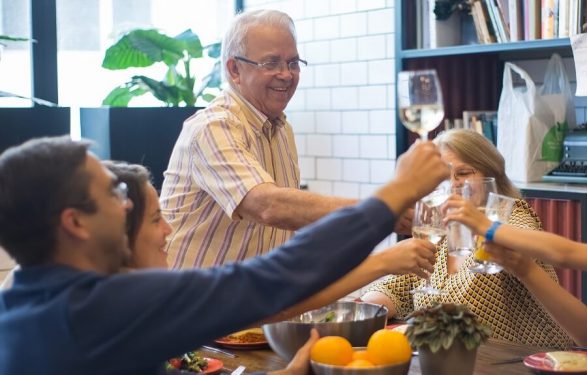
410,199,447,295
463,177,500,274
397,69,445,141
447,186,475,257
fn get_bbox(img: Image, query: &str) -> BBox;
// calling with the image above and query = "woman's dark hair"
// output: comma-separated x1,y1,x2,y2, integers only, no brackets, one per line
102,161,152,249
0,137,95,266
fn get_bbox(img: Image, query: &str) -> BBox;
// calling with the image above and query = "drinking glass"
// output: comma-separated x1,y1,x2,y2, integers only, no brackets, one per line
446,186,475,257
411,199,447,295
421,179,451,208
397,69,445,140
463,177,500,274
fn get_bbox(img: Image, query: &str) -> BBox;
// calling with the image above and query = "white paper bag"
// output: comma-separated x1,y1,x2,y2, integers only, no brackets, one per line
497,54,575,182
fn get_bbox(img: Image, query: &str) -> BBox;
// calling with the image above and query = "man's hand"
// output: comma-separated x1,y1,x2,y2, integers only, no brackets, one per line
377,141,450,216
394,208,413,235
375,238,436,279
394,141,450,203
268,329,319,375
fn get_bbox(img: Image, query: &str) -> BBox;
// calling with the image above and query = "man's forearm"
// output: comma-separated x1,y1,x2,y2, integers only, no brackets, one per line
236,183,357,230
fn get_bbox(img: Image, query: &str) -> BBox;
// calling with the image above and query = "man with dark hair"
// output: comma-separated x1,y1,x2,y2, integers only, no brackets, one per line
0,136,448,374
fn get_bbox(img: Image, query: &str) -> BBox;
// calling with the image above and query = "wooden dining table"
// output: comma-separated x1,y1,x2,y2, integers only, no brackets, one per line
200,338,550,374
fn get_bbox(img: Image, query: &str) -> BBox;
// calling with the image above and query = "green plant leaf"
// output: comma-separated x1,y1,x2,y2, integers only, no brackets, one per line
131,75,182,106
0,35,30,42
102,85,147,107
205,42,221,58
202,93,215,102
174,29,203,59
102,29,185,70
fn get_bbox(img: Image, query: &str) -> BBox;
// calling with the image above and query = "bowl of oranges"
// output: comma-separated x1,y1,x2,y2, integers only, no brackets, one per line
263,302,388,361
310,329,412,375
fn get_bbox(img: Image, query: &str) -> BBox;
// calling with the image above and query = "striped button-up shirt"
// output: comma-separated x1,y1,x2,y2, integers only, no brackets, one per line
160,87,300,269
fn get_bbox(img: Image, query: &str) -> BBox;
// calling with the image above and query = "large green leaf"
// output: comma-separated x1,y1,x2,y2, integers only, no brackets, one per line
102,29,185,70
174,29,203,59
102,85,147,107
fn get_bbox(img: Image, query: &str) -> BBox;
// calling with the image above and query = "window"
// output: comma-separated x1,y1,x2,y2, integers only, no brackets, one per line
0,0,32,107
56,0,235,107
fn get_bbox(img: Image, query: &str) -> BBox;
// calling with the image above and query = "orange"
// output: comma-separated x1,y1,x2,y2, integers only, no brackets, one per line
366,329,411,365
346,359,375,368
310,336,354,366
352,350,370,361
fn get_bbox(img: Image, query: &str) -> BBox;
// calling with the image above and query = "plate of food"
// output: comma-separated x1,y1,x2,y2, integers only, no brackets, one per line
166,351,223,374
524,351,587,374
214,327,269,349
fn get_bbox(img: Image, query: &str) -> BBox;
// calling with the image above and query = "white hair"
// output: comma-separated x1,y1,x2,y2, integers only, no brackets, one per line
221,9,297,84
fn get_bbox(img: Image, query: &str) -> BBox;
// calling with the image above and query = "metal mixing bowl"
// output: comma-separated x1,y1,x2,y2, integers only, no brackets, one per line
262,301,388,360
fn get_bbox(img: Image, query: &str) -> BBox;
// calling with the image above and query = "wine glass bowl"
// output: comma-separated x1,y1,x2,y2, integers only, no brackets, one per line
463,178,502,274
410,199,447,296
397,69,444,140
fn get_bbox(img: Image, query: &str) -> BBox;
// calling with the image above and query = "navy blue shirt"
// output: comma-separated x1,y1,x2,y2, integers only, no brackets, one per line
0,198,395,375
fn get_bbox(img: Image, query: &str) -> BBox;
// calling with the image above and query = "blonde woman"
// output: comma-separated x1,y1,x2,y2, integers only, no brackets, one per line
362,129,573,348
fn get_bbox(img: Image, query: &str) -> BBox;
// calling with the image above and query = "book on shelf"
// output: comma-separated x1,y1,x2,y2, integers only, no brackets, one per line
485,0,510,42
463,111,498,145
472,0,498,43
526,0,542,40
509,0,524,41
541,0,557,39
558,0,570,37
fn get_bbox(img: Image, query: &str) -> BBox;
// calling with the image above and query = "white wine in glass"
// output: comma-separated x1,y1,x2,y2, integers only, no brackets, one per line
410,200,447,296
398,70,444,141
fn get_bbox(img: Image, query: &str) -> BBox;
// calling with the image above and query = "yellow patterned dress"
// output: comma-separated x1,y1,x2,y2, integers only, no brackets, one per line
367,200,574,348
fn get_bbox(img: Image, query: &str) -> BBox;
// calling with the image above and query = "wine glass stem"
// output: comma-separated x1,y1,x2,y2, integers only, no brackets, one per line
419,132,428,141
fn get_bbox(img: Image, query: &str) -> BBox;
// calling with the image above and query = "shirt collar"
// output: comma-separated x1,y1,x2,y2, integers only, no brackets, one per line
226,87,287,139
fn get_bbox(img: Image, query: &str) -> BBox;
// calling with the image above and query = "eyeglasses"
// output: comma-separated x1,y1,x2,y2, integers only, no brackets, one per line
452,168,477,182
234,56,307,73
113,182,129,204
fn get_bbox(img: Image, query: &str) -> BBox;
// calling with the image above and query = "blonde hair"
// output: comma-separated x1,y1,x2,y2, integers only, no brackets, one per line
434,129,521,198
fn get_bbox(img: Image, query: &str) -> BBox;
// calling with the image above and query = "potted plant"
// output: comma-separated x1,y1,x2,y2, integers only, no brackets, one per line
80,28,221,190
0,35,70,154
405,302,491,375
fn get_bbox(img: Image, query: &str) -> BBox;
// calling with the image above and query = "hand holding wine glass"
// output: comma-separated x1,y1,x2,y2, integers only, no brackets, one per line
398,69,444,141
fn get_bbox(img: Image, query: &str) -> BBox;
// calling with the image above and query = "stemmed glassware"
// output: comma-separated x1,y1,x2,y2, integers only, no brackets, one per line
397,69,445,141
463,177,500,274
410,188,448,296
447,186,475,257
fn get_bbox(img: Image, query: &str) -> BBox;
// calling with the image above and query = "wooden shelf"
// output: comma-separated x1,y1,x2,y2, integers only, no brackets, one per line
400,38,573,60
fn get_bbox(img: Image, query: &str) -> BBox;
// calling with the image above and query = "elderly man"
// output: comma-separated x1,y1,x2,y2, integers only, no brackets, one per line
160,9,359,269
0,136,449,374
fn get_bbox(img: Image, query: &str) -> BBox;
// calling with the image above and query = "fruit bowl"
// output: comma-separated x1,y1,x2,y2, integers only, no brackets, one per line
311,350,411,375
262,301,388,361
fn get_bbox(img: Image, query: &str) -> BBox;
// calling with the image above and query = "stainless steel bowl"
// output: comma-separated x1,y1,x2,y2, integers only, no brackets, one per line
262,301,388,360
311,358,411,375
